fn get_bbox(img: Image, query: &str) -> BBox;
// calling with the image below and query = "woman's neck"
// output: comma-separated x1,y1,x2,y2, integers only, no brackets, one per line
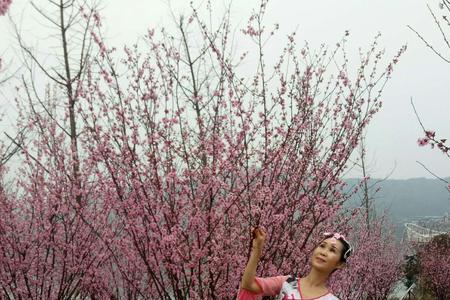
302,268,329,288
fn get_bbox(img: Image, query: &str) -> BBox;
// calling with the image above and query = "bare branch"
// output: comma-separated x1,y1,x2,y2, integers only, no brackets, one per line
416,160,449,184
410,97,427,132
407,24,450,64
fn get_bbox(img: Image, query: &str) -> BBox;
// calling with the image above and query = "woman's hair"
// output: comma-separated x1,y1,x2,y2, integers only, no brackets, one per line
337,240,351,263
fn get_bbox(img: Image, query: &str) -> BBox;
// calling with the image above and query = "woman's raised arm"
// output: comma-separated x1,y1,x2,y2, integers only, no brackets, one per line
240,228,266,293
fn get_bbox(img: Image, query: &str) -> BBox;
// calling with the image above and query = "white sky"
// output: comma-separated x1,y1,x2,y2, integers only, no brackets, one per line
1,0,450,179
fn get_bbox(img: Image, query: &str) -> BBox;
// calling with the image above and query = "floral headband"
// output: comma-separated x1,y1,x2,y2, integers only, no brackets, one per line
323,232,353,262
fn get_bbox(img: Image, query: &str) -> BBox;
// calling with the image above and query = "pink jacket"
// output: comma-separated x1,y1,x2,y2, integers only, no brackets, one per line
237,276,339,300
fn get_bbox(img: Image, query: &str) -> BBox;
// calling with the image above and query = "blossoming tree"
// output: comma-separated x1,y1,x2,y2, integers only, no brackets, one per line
0,0,406,299
418,234,450,300
411,2,450,299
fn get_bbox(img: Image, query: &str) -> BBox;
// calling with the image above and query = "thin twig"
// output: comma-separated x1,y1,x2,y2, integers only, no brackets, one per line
410,97,427,132
416,160,449,184
407,25,450,64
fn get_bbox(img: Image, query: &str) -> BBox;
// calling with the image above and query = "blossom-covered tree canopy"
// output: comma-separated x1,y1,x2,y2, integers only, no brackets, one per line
0,0,406,299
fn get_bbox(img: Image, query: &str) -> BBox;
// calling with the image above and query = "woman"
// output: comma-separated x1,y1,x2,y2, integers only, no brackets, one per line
238,228,353,300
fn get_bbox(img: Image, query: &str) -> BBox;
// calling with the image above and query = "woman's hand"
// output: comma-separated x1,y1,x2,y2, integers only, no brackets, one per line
252,227,267,251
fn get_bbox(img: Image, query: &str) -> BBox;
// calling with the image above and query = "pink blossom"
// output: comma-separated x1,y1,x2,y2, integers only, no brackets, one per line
0,0,12,16
93,11,101,27
425,130,436,139
417,137,429,146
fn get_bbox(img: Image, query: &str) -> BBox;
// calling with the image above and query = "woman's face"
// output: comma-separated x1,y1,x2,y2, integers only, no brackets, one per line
310,238,344,273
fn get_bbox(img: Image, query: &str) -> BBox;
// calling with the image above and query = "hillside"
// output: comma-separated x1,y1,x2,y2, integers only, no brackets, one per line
345,178,450,221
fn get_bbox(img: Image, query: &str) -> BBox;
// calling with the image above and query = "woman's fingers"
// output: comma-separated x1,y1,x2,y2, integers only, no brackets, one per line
251,227,267,250
252,227,266,241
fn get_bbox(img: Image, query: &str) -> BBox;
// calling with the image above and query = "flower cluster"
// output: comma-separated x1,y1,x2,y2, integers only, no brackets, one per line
0,0,12,16
418,129,450,156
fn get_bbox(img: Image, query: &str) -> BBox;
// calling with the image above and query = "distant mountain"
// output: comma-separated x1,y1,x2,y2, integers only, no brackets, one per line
344,177,450,222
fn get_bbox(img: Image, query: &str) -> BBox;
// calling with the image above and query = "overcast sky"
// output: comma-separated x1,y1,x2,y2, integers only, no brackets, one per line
1,0,450,179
